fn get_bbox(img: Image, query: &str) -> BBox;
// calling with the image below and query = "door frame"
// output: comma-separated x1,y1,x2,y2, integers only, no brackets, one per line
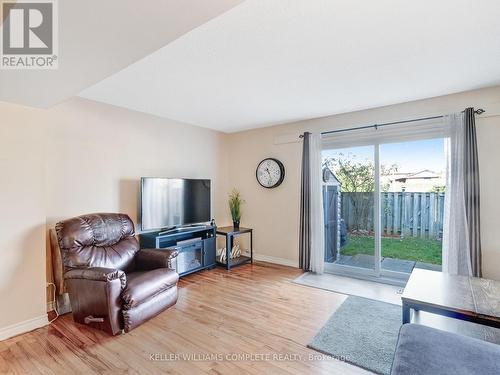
323,136,444,286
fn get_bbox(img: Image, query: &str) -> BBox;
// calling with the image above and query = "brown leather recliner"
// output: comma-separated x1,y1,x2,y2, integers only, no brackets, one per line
55,213,179,335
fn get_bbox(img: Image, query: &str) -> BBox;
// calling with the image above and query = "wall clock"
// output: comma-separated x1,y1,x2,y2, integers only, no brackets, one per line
256,158,285,188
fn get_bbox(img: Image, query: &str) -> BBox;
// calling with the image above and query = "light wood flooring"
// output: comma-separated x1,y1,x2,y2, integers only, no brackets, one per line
0,262,370,374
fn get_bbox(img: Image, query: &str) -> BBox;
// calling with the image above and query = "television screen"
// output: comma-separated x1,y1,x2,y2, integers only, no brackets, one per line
141,178,211,231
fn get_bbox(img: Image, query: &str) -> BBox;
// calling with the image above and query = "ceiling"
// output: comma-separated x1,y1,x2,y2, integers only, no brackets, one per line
2,1,499,132
0,0,243,107
80,0,500,132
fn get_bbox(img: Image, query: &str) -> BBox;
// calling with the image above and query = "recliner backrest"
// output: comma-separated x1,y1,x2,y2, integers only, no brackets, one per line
56,213,139,272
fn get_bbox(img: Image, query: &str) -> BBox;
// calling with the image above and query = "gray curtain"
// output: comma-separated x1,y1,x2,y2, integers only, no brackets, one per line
464,108,482,277
299,132,311,270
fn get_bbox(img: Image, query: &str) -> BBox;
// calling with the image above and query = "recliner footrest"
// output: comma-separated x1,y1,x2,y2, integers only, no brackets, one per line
122,268,179,309
123,286,178,332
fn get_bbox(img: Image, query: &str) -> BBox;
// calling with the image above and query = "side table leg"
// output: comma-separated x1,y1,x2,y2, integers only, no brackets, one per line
250,231,253,263
226,235,231,271
402,302,411,324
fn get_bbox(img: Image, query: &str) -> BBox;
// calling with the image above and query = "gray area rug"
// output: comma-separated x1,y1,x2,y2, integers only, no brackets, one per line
308,296,401,375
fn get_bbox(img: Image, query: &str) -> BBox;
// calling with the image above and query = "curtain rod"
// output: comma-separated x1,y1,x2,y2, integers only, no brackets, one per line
299,108,485,138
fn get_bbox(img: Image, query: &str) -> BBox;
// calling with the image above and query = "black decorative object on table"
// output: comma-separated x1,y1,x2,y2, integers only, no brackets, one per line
216,226,253,270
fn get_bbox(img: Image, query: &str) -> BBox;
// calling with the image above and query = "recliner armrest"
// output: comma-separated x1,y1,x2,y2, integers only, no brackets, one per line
135,248,179,270
65,267,127,289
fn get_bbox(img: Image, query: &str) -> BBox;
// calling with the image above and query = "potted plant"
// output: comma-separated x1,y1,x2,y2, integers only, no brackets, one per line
228,189,244,229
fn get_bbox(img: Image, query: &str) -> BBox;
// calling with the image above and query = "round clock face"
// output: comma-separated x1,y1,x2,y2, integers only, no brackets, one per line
256,158,285,188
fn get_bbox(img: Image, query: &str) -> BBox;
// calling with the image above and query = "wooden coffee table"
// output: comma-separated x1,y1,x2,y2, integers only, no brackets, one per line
401,269,500,328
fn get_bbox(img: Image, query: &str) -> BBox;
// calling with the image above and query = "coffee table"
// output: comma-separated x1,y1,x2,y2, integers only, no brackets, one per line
401,269,500,328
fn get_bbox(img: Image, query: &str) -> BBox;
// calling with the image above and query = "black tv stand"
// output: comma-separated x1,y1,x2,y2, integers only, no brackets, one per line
139,225,216,277
157,226,177,236
157,223,212,236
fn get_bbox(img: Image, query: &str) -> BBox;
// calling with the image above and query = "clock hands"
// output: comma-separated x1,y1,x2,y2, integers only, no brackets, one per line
266,167,277,186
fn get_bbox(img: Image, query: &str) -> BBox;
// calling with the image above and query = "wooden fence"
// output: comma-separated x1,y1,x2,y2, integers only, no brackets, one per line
340,192,445,240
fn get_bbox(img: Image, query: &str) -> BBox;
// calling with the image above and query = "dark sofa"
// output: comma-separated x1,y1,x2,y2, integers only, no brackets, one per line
391,324,500,375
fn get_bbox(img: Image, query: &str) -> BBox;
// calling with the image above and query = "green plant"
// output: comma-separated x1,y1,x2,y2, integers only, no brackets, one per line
228,189,244,222
431,185,446,193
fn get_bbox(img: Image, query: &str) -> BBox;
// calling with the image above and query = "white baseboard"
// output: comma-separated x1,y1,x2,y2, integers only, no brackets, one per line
0,315,49,341
253,253,299,268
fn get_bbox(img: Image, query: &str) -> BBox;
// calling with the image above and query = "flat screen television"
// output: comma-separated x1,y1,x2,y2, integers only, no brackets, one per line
141,178,211,231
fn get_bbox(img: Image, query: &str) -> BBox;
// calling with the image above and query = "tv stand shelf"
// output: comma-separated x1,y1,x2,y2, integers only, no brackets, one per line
139,225,216,277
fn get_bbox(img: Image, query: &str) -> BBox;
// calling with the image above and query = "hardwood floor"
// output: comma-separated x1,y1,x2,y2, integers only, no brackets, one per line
0,263,370,374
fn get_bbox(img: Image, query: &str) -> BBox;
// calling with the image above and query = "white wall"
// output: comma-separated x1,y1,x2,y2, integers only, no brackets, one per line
0,97,230,339
227,86,500,279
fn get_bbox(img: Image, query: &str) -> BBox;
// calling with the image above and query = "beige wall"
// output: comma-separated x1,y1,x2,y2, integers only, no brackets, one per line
45,98,230,229
227,86,500,279
0,97,231,337
476,114,500,279
1,85,500,338
0,103,47,332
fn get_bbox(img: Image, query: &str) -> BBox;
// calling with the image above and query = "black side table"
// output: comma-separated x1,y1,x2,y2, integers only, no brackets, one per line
216,226,253,270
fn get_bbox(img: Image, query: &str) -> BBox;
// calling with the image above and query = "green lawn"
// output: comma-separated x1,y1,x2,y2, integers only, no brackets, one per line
341,235,442,264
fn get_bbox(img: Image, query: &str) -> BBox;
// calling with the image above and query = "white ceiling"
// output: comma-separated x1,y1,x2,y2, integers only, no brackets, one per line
80,0,500,132
0,0,242,107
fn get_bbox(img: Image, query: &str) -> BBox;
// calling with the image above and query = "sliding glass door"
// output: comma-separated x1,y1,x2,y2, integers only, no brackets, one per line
322,136,445,283
379,139,444,274
323,146,377,273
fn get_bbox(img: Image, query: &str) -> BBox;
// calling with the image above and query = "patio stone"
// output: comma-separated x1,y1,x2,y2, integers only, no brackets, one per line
415,262,442,271
381,257,415,273
336,254,375,269
335,254,353,265
335,253,418,274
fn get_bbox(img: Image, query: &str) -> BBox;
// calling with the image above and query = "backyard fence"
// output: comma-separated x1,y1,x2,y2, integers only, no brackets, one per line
339,192,445,240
